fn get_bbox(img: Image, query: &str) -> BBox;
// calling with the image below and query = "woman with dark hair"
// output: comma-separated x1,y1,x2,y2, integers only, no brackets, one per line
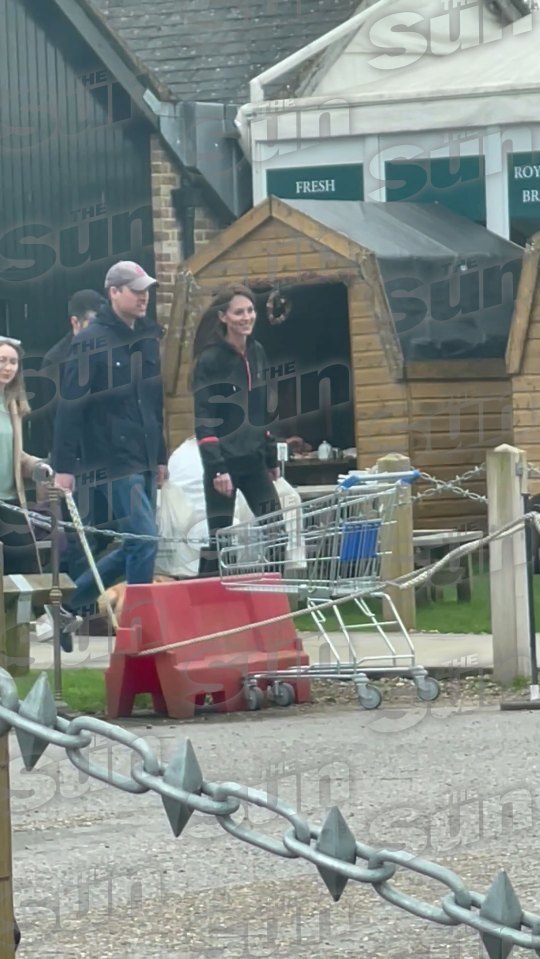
192,285,281,576
0,335,51,574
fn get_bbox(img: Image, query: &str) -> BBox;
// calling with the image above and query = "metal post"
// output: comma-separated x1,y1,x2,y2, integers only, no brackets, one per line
0,546,16,958
523,493,539,700
47,484,67,709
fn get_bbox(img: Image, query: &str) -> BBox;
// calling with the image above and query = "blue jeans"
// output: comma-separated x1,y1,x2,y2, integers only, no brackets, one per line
66,473,158,613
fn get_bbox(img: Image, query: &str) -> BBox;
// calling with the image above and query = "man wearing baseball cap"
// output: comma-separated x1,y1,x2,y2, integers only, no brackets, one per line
51,260,168,650
104,260,157,294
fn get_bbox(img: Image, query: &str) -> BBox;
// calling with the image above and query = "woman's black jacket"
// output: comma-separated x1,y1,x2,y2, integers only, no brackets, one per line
193,337,278,479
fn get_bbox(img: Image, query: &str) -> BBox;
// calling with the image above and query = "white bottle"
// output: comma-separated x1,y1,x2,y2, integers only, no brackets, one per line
318,440,332,461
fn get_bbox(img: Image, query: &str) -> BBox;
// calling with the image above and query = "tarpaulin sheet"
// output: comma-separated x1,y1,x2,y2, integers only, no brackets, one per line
285,198,524,359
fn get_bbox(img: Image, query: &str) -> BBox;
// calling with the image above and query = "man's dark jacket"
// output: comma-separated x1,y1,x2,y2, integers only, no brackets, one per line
30,332,74,458
52,304,167,480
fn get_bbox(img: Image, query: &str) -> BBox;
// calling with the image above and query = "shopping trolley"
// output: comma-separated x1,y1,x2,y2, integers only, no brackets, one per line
216,470,441,711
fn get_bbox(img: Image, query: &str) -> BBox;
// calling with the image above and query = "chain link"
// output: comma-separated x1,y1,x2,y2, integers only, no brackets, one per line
1,668,539,955
413,465,487,504
0,497,165,544
1,464,490,548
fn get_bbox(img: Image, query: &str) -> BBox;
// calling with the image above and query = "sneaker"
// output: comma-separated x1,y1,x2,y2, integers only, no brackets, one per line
44,605,82,653
31,611,54,643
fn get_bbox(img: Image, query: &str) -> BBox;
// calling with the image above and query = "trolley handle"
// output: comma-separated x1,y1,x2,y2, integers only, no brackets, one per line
338,469,421,490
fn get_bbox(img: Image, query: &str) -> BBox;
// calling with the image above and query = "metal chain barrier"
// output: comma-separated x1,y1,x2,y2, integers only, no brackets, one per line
413,465,488,504
0,667,537,959
135,510,538,658
0,464,491,547
0,497,165,544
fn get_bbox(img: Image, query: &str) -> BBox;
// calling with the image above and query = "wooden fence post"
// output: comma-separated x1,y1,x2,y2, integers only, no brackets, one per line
486,444,531,685
376,452,416,630
0,547,16,958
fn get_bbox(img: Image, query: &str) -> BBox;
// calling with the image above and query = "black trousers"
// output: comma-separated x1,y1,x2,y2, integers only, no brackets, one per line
199,466,282,577
0,501,40,576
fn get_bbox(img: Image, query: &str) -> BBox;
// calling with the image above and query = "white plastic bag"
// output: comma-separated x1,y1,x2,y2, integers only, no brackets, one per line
161,436,307,574
155,480,196,577
235,477,307,570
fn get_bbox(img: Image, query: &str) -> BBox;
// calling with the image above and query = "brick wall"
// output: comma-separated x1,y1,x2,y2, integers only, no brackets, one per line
150,135,182,329
150,135,222,329
150,134,223,451
194,206,221,249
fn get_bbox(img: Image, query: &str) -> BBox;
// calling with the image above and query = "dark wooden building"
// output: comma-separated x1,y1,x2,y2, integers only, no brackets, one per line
0,0,357,448
1,0,361,452
0,0,156,348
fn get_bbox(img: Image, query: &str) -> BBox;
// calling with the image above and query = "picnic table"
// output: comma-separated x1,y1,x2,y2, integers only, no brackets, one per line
413,529,483,604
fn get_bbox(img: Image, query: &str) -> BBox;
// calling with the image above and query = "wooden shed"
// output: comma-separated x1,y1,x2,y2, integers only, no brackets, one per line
506,232,540,487
163,196,522,530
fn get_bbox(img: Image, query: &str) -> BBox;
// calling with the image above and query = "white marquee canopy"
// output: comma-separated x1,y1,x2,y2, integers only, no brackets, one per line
236,0,540,159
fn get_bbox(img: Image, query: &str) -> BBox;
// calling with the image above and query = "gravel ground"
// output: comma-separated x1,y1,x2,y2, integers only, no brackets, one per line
8,676,540,958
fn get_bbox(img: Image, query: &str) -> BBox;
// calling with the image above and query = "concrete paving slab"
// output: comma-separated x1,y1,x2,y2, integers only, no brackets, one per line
27,629,503,673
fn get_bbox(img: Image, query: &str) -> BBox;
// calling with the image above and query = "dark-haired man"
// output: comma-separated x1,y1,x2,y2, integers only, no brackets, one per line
39,289,105,457
30,290,107,590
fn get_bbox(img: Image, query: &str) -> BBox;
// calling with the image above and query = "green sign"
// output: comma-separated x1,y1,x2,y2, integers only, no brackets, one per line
267,164,364,201
508,152,540,218
385,157,486,224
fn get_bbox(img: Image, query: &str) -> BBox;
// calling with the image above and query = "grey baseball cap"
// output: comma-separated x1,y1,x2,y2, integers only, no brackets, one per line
104,260,157,292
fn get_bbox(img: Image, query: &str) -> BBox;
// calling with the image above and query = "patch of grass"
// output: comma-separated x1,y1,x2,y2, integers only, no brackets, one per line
293,570,540,635
13,670,152,715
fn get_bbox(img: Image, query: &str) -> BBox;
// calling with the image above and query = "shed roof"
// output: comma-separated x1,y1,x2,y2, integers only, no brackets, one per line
283,199,523,262
88,0,362,103
185,195,524,362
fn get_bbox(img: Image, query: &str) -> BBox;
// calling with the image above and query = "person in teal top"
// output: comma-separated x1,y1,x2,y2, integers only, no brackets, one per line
0,336,50,574
0,388,16,500
0,335,53,957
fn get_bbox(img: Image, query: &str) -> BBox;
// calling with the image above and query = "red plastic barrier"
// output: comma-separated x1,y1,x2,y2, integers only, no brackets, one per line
105,575,310,719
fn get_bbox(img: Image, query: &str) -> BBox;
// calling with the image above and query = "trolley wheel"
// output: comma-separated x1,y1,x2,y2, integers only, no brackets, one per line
415,677,441,703
273,682,295,707
245,686,264,711
356,683,382,711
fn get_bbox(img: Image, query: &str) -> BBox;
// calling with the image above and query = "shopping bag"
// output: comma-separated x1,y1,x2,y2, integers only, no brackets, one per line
234,477,307,570
155,480,197,577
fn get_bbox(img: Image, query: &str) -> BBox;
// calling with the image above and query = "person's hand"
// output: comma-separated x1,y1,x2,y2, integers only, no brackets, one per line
268,467,281,482
157,464,169,488
31,461,54,485
35,481,49,505
54,472,75,493
213,472,234,497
